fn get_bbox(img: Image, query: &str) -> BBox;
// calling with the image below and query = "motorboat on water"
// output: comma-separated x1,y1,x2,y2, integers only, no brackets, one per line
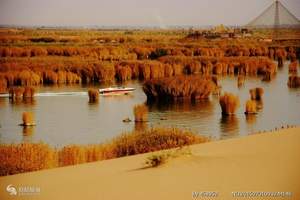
99,87,135,95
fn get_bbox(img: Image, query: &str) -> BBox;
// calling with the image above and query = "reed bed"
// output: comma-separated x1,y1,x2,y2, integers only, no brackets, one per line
219,92,240,115
143,76,216,101
0,128,209,176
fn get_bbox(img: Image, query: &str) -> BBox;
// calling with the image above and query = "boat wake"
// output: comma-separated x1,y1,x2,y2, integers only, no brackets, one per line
0,92,88,98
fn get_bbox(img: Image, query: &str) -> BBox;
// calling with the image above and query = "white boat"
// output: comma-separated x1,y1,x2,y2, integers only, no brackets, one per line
99,87,135,95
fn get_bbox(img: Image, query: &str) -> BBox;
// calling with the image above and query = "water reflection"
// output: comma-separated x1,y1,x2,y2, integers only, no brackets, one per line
22,126,35,143
245,114,257,124
0,98,6,107
134,122,148,132
9,98,36,106
220,115,239,139
148,99,214,113
22,126,34,136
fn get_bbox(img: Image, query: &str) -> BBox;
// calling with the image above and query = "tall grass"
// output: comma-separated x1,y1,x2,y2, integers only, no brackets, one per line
0,128,209,176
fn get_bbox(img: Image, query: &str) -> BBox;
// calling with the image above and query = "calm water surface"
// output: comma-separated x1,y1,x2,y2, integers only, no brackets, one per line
0,62,299,147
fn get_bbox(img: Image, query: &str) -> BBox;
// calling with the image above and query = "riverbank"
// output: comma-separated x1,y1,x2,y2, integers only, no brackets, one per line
0,127,299,200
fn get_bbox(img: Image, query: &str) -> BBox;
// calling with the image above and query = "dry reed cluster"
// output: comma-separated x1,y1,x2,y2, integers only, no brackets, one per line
133,104,148,122
22,112,35,126
219,92,240,115
0,128,209,176
143,76,216,101
88,89,99,103
245,100,257,114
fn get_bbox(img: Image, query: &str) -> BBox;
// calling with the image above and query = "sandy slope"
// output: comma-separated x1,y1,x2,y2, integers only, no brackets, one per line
0,128,299,200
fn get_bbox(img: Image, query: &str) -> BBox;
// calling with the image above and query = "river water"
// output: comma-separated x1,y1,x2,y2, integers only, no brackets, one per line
0,62,299,147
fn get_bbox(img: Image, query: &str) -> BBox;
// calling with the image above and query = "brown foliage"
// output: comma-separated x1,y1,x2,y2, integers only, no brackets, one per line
134,104,148,122
143,76,216,101
219,92,240,115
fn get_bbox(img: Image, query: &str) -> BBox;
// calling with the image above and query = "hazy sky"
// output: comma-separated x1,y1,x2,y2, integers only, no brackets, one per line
0,0,299,27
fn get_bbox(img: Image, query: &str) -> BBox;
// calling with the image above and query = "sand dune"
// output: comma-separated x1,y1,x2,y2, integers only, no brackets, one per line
0,128,299,200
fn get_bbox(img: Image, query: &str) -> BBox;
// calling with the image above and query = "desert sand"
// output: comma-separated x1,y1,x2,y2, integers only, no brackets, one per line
0,127,299,200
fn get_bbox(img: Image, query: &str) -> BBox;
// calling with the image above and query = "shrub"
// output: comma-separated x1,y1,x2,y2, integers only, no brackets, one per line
145,153,168,167
219,92,240,115
134,104,148,122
